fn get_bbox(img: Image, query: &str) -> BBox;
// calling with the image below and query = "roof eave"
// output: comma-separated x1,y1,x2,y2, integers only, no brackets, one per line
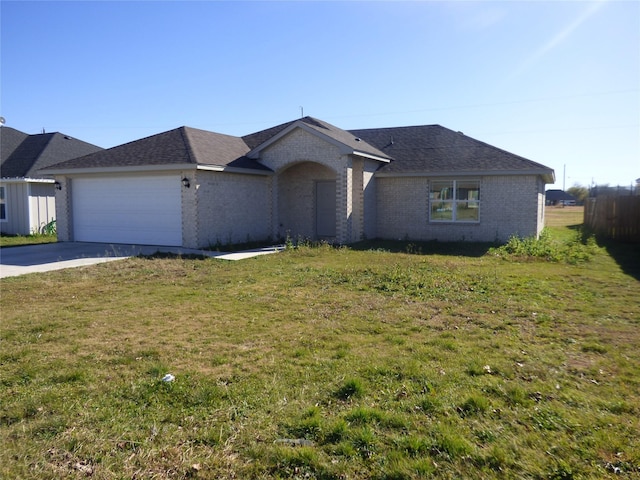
352,151,391,163
196,164,273,175
39,164,197,175
376,169,555,183
0,177,55,183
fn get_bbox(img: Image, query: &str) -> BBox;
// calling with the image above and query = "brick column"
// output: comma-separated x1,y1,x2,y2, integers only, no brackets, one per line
55,176,72,242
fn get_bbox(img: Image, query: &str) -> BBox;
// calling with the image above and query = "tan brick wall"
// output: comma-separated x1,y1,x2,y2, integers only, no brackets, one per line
351,158,364,242
181,170,198,248
258,128,354,243
193,170,271,248
54,176,72,242
376,175,544,242
363,160,379,240
276,162,335,241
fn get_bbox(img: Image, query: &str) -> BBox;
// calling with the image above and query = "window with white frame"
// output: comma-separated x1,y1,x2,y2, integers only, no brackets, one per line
0,186,6,221
429,180,480,222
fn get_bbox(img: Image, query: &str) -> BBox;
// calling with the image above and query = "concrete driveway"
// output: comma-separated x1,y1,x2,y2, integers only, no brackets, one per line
0,242,283,278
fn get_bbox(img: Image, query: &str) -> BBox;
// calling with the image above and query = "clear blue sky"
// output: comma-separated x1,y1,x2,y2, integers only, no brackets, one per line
2,0,638,189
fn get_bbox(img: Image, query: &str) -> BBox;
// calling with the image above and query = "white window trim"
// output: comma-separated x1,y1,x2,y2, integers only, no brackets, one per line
429,179,480,223
0,186,7,222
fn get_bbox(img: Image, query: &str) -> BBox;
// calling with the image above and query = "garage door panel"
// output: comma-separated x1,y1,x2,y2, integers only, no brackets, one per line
72,175,183,246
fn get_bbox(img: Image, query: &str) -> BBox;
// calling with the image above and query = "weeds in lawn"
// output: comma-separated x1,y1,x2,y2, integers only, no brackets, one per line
489,228,599,264
1,208,638,479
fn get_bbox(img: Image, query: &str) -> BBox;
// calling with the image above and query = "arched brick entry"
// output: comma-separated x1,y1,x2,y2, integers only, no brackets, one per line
276,161,336,241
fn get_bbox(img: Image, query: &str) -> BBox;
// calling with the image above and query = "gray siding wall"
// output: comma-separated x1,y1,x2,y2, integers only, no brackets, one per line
29,183,56,233
0,182,28,235
376,175,544,242
194,170,271,248
0,182,55,235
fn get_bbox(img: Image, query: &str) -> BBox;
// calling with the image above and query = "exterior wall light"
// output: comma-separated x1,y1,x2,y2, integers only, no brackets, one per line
54,181,62,190
182,177,190,188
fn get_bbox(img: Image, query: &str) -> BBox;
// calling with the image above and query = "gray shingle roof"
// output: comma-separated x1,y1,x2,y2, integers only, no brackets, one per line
47,126,270,172
1,127,102,178
348,125,554,178
40,119,554,181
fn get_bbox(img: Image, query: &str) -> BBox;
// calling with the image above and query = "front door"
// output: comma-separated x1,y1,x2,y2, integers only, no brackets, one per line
316,181,336,238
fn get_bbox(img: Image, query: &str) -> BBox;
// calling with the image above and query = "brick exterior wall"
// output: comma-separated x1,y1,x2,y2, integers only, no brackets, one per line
362,160,379,240
376,175,544,242
52,126,547,248
192,170,271,248
258,128,364,244
54,176,72,242
276,162,335,241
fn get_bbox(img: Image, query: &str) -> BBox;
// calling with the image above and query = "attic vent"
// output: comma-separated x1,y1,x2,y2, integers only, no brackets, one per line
64,136,71,140
354,137,361,142
457,131,464,135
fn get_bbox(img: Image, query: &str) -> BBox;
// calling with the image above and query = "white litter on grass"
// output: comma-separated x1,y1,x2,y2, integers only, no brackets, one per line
161,374,175,383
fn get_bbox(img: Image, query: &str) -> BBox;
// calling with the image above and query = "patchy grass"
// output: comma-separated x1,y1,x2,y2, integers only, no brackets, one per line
0,233,57,247
1,211,638,479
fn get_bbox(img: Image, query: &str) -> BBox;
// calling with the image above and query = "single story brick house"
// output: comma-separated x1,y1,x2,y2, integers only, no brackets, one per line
41,117,554,247
1,126,102,235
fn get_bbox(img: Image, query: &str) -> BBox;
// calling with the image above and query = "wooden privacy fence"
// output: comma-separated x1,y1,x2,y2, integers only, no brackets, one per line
584,196,640,242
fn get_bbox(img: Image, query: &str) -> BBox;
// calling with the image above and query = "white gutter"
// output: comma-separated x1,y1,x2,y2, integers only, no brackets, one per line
0,177,55,183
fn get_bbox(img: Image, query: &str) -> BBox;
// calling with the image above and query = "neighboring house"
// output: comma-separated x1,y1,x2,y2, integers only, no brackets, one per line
0,126,102,235
545,189,577,206
42,117,554,247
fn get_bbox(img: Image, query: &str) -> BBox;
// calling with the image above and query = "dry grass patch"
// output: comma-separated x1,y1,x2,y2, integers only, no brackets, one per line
1,227,639,479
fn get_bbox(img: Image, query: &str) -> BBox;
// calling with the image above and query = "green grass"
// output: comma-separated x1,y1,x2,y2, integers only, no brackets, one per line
1,208,639,479
0,233,57,247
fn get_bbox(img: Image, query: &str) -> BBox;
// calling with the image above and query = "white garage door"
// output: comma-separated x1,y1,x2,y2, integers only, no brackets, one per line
72,175,183,246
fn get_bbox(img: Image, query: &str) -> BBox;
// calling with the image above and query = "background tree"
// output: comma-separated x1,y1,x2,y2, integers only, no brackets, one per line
567,184,589,203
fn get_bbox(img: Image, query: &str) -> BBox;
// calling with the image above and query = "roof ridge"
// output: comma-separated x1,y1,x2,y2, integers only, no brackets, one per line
179,126,198,164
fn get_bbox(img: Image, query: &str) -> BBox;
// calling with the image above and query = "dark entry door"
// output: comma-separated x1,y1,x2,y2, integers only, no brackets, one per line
316,181,336,238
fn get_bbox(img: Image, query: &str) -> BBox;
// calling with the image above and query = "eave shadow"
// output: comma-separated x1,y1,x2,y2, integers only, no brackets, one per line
598,238,640,281
349,239,497,257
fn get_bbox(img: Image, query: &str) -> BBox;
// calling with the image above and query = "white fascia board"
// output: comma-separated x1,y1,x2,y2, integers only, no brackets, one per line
0,177,55,184
375,169,555,183
352,151,392,163
39,164,196,175
196,165,273,176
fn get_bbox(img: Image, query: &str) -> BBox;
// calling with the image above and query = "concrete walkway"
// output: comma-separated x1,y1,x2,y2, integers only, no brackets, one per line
0,242,284,278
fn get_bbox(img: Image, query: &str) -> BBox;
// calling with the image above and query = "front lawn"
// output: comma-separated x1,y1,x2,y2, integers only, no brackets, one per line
0,233,57,248
1,213,638,479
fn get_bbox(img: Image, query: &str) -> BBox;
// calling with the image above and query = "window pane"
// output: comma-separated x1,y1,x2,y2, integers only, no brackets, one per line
0,203,5,220
430,181,453,201
456,181,480,201
456,202,479,221
431,201,453,221
0,187,5,200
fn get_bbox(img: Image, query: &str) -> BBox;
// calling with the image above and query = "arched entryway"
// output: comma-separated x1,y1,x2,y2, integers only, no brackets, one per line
276,161,337,241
